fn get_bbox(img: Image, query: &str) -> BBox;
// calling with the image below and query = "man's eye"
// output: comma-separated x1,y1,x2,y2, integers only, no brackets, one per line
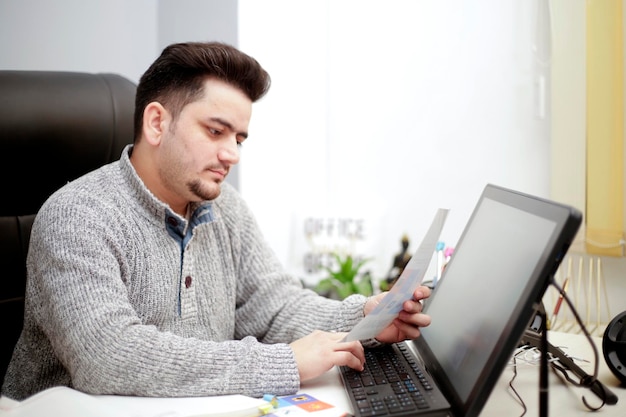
209,128,221,135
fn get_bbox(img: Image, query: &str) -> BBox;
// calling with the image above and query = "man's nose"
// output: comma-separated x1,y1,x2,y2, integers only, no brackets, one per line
218,139,240,165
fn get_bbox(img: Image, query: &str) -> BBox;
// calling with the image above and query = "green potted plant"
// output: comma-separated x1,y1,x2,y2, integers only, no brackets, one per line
315,253,373,299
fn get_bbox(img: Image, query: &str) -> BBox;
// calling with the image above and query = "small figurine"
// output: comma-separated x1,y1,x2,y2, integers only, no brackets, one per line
382,234,411,290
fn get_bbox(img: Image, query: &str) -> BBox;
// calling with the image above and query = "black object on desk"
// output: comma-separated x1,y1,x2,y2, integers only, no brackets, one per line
521,329,619,406
603,310,626,385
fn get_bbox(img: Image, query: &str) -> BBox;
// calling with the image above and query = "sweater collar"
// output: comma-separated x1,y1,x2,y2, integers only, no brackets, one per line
118,144,216,238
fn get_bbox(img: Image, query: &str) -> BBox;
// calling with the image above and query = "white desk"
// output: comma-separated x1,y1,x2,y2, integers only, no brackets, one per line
2,332,623,417
301,331,625,416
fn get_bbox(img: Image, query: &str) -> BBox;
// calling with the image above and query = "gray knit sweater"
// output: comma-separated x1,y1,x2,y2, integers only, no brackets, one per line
1,145,367,401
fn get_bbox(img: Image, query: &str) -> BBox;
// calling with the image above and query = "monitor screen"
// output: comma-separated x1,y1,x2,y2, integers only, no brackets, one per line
414,184,581,416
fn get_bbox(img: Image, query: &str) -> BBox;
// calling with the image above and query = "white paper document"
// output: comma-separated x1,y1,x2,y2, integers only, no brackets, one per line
344,208,449,342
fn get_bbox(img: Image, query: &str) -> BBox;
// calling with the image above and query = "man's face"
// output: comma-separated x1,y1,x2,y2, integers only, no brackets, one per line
158,78,252,204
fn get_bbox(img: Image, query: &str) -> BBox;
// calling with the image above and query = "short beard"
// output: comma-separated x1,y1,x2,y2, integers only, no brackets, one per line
188,180,220,201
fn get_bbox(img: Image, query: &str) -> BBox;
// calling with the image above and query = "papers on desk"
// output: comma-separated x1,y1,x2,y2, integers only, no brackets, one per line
344,208,448,342
0,386,270,417
265,393,351,417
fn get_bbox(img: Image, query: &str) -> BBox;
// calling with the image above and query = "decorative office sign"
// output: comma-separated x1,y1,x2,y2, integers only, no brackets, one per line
287,213,382,288
301,216,367,274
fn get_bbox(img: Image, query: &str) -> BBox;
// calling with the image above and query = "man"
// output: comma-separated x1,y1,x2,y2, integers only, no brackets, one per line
1,42,431,400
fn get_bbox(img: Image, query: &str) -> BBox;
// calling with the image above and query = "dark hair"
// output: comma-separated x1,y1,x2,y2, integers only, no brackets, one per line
133,41,271,142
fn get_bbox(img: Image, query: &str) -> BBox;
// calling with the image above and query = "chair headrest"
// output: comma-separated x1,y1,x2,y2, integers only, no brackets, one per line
0,70,136,216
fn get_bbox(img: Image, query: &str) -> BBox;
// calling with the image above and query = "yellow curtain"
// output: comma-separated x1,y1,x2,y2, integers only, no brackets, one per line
585,0,625,256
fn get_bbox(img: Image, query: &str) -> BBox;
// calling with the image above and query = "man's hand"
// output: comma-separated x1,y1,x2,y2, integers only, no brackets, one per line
365,285,432,344
290,330,365,382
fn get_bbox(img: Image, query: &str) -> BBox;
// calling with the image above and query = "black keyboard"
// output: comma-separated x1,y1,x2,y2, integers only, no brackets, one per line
339,342,449,417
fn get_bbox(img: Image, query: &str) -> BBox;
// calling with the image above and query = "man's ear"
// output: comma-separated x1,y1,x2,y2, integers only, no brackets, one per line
143,102,169,145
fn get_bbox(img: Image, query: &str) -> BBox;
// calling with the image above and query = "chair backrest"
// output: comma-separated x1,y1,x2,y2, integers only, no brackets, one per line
0,70,136,386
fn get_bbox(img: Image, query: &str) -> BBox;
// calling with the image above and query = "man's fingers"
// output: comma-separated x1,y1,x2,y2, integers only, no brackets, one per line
291,330,367,381
334,341,365,371
334,350,365,371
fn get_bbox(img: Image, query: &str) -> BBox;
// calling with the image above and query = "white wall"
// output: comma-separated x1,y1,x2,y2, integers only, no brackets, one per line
238,0,552,284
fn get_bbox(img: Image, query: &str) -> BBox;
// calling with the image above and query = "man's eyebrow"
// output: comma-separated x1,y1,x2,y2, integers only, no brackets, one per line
208,117,248,139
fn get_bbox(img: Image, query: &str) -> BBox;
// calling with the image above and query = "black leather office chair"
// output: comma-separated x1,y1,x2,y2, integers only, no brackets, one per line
0,70,136,387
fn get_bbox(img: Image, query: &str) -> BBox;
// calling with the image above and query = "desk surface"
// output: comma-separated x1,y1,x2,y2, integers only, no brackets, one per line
301,331,625,417
2,331,622,417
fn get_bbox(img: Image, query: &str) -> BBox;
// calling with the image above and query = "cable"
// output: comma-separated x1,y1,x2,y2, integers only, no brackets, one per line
508,352,528,417
549,277,608,411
